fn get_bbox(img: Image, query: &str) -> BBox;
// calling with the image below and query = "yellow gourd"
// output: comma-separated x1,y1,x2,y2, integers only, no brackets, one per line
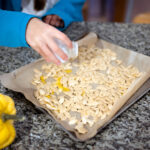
0,94,16,149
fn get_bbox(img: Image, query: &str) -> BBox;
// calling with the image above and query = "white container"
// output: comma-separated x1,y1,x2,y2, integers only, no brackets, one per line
55,39,78,63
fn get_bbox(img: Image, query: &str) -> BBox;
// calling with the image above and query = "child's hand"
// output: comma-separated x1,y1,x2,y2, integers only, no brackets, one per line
26,18,72,65
43,15,64,27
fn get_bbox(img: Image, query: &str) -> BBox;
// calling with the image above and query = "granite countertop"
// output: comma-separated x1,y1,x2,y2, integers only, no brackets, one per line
0,22,150,150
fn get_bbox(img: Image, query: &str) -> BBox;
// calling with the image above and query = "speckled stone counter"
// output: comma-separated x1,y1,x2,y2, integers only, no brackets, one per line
1,22,150,150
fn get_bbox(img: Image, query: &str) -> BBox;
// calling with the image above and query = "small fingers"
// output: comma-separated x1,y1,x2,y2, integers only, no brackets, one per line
50,15,57,26
38,50,50,62
49,15,64,27
55,21,61,27
35,46,50,62
48,15,53,24
39,42,61,65
46,39,68,61
43,15,53,24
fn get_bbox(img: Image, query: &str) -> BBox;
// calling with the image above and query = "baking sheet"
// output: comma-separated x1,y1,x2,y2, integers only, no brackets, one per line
0,32,150,141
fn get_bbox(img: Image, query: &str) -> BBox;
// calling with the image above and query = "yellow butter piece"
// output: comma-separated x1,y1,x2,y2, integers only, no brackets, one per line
62,87,70,92
46,95,51,98
40,76,46,84
65,69,72,74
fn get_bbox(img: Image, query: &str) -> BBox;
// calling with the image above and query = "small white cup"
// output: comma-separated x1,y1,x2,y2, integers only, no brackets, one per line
55,39,78,63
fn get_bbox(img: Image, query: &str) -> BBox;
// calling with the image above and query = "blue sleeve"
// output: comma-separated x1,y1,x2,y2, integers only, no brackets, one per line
0,9,35,47
44,0,85,30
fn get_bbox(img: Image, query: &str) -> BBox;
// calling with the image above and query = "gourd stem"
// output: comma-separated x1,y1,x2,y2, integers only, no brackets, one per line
1,113,25,122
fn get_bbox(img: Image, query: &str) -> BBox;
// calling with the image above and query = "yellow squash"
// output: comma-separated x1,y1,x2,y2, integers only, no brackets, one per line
0,94,16,149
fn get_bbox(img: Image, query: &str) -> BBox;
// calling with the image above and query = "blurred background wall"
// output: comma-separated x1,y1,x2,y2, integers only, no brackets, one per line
82,0,150,24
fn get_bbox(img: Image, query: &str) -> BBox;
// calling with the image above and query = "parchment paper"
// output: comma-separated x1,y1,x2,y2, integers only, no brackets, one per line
0,33,150,141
